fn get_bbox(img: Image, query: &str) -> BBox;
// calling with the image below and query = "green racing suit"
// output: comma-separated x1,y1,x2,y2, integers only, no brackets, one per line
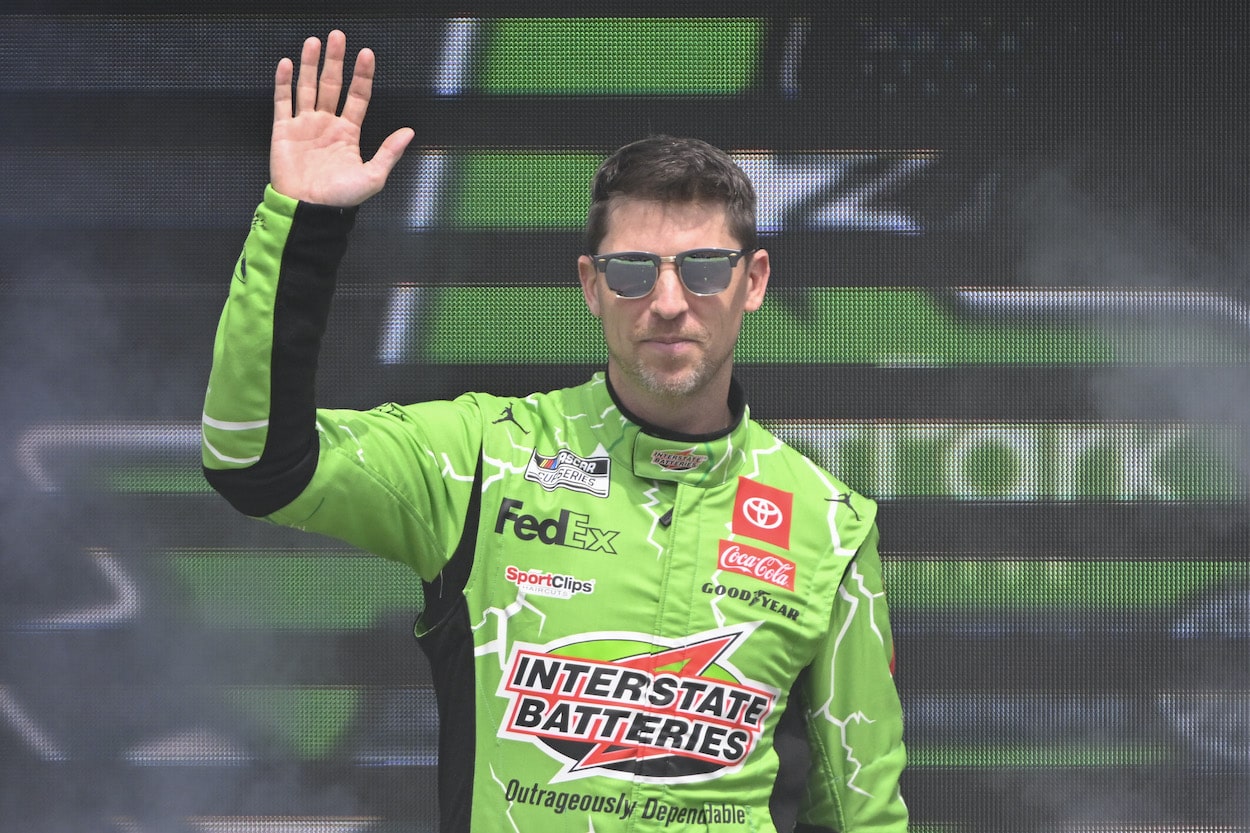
202,187,908,832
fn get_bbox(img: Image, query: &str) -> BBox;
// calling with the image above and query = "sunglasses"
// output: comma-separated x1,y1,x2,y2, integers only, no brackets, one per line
589,248,755,299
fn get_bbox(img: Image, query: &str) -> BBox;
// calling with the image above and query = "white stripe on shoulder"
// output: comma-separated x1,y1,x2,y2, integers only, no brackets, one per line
202,436,261,465
202,412,269,431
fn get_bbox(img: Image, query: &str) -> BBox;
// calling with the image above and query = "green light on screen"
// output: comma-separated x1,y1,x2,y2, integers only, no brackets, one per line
400,284,1247,365
99,465,211,494
907,741,1167,768
480,18,764,94
171,551,425,629
452,152,599,228
223,687,360,758
414,286,1141,365
885,559,1249,611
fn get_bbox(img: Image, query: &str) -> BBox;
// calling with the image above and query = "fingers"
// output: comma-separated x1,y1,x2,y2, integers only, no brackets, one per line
317,30,346,113
340,47,378,128
294,35,322,114
273,57,293,123
283,31,356,117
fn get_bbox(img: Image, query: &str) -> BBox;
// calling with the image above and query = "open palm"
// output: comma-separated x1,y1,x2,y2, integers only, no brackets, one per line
270,31,412,206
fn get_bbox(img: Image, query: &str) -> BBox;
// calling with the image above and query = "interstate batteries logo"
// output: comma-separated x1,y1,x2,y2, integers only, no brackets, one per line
650,448,709,471
497,625,777,783
525,449,611,497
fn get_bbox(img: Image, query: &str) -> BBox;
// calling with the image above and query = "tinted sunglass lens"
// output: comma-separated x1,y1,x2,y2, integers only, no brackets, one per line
678,254,732,294
605,257,657,298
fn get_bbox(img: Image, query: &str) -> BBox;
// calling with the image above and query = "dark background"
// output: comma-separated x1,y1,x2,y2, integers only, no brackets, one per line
2,4,1248,831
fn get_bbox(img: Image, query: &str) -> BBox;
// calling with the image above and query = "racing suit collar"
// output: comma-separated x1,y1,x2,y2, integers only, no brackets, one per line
594,372,751,487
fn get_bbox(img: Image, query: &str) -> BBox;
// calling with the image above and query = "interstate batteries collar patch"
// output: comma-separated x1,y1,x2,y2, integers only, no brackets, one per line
496,624,777,783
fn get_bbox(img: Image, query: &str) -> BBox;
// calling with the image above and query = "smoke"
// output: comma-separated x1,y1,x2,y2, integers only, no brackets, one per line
1016,142,1250,477
1017,141,1250,292
0,197,428,833
998,141,1250,826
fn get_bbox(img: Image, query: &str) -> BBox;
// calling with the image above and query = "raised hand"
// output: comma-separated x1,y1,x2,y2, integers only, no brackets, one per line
270,30,414,206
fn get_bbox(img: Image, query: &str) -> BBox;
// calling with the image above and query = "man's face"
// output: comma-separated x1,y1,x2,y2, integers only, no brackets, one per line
577,198,769,414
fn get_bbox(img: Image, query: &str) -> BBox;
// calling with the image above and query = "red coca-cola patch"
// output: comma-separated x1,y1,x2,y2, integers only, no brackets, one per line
717,539,796,591
731,477,793,550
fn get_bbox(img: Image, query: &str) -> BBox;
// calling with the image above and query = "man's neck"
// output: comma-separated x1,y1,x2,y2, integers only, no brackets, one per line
605,369,737,438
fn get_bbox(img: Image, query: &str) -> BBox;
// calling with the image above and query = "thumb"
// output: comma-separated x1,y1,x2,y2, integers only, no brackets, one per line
365,126,415,185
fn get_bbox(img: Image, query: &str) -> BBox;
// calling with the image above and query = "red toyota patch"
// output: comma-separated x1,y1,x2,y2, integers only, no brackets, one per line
731,477,793,550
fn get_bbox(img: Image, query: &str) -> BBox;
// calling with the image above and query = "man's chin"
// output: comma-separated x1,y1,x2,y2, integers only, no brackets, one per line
636,366,709,400
610,351,722,402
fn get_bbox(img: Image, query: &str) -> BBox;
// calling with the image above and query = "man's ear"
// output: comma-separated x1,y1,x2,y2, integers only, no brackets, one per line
743,248,770,313
578,255,602,318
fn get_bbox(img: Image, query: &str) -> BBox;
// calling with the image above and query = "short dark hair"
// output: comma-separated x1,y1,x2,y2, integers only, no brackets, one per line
584,135,758,254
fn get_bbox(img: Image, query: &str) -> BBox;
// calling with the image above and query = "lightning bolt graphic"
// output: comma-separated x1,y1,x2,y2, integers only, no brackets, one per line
706,570,728,628
489,763,522,833
640,485,666,559
481,425,532,493
545,381,607,444
801,455,856,556
437,451,476,483
473,591,548,669
744,434,785,481
812,564,885,800
823,710,876,799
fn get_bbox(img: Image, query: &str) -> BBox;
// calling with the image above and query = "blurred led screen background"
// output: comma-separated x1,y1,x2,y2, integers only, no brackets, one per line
2,4,1248,831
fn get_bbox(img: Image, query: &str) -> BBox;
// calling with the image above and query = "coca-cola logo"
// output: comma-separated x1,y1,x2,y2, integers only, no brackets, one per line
717,540,796,591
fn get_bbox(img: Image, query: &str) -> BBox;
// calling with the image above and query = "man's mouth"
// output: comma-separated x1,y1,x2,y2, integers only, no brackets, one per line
643,331,700,345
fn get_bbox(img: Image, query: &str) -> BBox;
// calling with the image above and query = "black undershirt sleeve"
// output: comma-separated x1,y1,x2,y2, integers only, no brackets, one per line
204,200,358,517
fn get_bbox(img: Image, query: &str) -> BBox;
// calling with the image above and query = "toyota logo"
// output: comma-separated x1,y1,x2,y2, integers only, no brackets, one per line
742,496,784,529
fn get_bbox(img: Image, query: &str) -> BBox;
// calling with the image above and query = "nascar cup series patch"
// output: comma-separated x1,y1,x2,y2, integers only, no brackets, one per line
496,624,777,783
525,448,611,497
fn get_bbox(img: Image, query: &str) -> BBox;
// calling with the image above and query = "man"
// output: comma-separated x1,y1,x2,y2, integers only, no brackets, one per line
203,31,907,833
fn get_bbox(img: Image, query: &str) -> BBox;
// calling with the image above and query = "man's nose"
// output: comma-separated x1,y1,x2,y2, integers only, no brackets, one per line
649,262,689,318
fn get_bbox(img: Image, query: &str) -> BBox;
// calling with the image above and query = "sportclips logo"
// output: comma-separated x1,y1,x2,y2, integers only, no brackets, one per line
505,566,595,599
525,449,611,497
497,625,776,783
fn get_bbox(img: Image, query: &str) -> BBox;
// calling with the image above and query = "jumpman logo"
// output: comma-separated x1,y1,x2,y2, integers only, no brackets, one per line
493,405,529,434
825,492,860,521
